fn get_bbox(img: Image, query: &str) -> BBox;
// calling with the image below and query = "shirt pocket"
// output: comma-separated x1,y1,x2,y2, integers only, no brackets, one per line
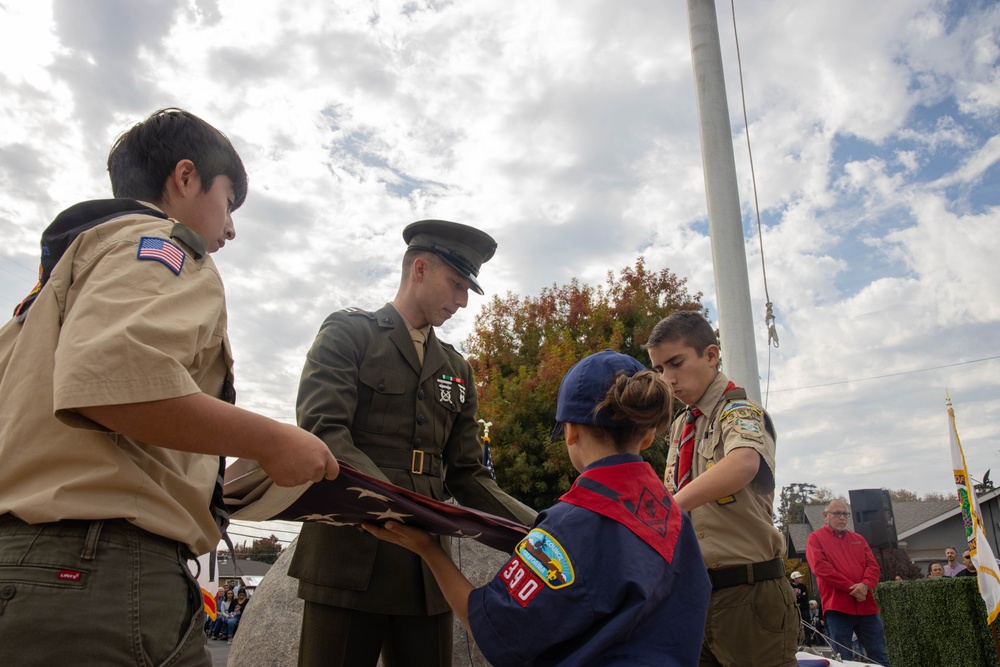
356,363,407,434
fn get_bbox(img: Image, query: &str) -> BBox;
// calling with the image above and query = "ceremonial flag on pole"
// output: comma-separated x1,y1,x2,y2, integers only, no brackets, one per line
202,587,217,621
948,391,1000,624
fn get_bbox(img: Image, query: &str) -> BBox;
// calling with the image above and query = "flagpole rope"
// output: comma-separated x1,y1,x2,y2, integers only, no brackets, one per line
729,0,779,410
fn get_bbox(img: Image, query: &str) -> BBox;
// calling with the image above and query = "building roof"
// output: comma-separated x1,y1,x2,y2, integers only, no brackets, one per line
218,558,273,578
787,496,965,555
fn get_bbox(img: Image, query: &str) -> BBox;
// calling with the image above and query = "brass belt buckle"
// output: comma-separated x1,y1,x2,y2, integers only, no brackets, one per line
411,450,425,475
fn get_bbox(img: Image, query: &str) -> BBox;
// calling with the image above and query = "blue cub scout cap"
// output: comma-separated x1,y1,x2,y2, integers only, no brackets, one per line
552,349,646,439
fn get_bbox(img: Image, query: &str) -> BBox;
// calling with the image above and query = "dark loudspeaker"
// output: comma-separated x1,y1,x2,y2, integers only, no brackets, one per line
848,488,898,550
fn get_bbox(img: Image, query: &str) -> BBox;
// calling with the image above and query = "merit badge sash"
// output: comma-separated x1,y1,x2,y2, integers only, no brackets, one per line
560,462,681,562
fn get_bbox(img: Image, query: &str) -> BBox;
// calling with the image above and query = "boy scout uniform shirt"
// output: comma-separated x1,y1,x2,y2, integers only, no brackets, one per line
670,372,784,569
290,302,536,615
0,207,230,555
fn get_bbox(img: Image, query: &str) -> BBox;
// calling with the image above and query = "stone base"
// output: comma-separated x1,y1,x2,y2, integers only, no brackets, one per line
228,536,509,666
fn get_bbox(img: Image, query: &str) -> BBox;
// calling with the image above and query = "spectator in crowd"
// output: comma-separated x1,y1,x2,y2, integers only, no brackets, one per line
791,571,810,642
807,600,823,646
806,499,890,666
226,589,250,642
943,547,967,577
956,550,977,577
927,562,945,578
210,589,237,640
206,587,226,635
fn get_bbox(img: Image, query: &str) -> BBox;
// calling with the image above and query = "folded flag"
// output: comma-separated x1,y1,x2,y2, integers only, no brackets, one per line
223,460,530,552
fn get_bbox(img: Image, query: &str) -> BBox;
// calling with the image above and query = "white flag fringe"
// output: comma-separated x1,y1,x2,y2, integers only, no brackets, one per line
948,391,1000,624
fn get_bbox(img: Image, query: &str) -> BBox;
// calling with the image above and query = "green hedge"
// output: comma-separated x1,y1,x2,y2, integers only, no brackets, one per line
876,576,999,667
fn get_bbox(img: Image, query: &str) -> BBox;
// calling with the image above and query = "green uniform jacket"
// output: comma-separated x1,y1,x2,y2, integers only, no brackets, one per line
289,303,535,615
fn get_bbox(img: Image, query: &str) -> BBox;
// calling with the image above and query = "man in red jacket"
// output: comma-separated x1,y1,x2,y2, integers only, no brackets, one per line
806,499,890,666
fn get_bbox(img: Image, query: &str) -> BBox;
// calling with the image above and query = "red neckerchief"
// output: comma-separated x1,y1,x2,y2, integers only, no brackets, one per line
676,380,737,490
560,461,681,562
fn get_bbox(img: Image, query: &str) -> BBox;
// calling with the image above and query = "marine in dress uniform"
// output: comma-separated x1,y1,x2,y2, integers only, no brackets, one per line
290,220,536,667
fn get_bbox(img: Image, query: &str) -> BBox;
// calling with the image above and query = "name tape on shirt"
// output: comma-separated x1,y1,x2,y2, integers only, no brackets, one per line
515,528,575,589
137,237,186,275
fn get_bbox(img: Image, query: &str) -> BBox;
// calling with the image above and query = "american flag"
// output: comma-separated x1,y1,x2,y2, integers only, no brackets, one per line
224,461,530,552
137,236,185,275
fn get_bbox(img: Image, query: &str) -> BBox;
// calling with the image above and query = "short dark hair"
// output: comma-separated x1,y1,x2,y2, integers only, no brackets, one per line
645,310,717,355
107,108,247,210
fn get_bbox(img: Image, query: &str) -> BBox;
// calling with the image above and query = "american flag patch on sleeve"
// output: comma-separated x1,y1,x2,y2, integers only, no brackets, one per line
137,237,186,275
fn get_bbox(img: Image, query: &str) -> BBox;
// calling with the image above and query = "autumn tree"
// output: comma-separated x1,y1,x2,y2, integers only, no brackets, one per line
218,534,284,564
466,257,703,509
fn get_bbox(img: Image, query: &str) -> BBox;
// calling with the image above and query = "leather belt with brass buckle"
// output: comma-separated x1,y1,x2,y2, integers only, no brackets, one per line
411,450,426,475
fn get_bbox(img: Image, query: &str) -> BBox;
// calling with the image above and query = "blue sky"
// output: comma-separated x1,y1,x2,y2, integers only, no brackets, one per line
1,0,999,547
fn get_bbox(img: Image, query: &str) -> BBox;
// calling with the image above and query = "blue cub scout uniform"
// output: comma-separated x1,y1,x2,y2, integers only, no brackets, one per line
468,454,711,666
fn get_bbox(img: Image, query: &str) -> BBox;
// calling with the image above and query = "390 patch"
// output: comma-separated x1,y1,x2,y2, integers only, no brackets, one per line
515,528,575,589
499,556,544,607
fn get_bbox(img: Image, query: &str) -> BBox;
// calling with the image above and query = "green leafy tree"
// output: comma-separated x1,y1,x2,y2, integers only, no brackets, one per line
467,257,702,509
776,482,828,528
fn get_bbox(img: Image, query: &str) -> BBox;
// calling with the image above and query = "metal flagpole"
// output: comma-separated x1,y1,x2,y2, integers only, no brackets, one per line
686,0,762,402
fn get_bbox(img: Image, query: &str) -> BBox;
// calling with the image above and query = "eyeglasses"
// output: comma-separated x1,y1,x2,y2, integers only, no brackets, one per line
825,511,850,518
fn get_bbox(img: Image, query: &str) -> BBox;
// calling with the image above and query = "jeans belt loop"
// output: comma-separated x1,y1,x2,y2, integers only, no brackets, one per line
411,449,426,475
746,562,755,585
81,520,105,561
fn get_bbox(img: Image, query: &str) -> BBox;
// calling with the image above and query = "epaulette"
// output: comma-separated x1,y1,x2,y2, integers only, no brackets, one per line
342,307,376,320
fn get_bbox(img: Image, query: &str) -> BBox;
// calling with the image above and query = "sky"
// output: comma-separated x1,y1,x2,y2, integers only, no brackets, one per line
1,0,999,546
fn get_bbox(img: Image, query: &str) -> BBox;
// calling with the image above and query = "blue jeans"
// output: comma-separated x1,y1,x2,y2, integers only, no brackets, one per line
824,610,890,666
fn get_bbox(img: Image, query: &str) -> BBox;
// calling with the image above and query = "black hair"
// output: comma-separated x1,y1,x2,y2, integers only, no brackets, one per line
644,309,717,354
590,370,674,451
107,108,247,209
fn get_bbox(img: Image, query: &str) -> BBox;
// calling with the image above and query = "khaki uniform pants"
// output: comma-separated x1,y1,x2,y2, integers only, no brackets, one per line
0,514,209,666
701,577,799,667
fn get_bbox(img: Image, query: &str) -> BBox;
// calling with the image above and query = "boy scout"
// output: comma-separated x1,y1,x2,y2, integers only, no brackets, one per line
290,220,536,667
0,108,338,666
645,311,798,667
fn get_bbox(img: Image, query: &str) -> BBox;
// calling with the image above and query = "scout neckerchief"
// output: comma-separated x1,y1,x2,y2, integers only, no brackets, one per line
13,199,169,321
675,380,737,491
560,460,682,562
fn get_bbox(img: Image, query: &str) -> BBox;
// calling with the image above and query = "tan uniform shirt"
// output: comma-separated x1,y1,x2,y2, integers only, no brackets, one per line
668,372,784,568
0,209,231,554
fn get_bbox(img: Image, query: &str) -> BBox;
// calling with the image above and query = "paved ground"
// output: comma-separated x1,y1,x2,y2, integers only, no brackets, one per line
204,635,231,666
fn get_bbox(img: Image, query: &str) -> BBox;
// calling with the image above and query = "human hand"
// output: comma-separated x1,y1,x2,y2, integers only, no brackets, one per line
363,521,438,557
259,424,339,487
849,583,868,601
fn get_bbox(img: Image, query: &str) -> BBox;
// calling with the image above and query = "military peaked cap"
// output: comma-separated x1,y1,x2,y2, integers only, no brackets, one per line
402,219,497,295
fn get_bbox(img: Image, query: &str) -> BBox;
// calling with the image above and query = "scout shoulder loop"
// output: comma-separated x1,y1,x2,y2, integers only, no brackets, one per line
14,199,169,321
